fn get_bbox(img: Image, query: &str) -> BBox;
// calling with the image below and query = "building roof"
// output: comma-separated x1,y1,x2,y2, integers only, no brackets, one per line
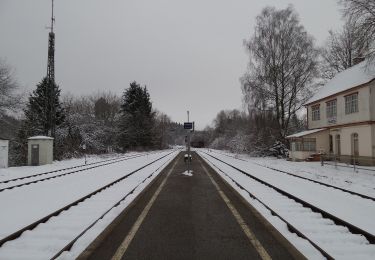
28,136,54,140
0,136,9,140
305,60,375,105
286,128,326,138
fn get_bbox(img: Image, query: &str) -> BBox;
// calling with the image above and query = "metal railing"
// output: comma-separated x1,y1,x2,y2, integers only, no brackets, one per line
321,153,375,173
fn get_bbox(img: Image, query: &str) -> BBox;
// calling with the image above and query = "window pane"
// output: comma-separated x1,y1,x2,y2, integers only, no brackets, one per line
345,93,358,114
312,105,320,121
326,100,337,118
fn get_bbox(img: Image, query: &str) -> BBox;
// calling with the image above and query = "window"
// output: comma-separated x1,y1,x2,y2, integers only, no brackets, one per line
326,99,337,118
336,135,340,156
351,133,359,156
312,105,320,121
293,138,316,152
303,139,316,151
329,135,333,153
345,93,358,114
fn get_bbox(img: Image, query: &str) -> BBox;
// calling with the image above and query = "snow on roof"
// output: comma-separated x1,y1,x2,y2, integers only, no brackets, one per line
286,128,326,138
28,136,54,140
306,60,375,105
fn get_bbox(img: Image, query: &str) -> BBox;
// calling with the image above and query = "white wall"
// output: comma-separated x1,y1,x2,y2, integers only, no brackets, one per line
332,125,373,157
0,140,9,168
370,81,375,121
27,139,53,166
308,85,371,129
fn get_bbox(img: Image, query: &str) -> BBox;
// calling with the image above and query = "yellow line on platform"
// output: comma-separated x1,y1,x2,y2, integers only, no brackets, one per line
200,161,272,260
111,158,179,260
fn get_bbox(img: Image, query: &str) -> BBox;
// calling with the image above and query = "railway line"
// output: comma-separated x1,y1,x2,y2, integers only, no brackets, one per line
198,151,375,259
209,150,375,201
0,152,160,192
0,150,178,259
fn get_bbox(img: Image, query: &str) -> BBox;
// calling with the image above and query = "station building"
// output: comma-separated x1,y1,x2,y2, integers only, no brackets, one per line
287,60,375,165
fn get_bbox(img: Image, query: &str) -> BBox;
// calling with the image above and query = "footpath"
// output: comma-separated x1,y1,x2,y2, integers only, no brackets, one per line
78,152,304,260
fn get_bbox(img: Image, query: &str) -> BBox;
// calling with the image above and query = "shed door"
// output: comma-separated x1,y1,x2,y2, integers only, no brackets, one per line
31,144,39,166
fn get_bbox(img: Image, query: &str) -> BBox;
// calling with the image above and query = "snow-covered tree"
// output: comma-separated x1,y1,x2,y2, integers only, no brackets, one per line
241,6,319,139
23,77,65,137
118,81,155,150
320,20,366,79
340,0,375,63
0,59,21,118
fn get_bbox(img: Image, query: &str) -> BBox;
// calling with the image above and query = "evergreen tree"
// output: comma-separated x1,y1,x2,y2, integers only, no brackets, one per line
11,77,65,165
118,81,155,150
24,77,65,137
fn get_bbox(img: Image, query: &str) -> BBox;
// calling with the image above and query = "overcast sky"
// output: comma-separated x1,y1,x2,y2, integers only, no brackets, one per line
0,0,343,129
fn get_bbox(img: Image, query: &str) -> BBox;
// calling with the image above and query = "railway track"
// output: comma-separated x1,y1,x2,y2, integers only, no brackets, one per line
0,150,178,259
0,152,160,193
209,150,375,201
199,151,375,259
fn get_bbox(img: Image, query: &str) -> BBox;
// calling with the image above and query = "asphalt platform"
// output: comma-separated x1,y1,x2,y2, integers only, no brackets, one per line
78,151,305,260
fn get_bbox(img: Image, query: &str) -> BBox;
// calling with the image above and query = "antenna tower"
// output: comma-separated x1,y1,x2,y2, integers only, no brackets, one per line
47,0,56,137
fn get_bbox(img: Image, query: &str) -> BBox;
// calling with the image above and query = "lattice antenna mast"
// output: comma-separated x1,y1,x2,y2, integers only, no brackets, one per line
47,0,55,82
46,0,56,137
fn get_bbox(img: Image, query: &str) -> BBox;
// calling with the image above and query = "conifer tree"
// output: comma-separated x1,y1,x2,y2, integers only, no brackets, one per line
11,77,64,165
118,81,155,150
24,77,65,137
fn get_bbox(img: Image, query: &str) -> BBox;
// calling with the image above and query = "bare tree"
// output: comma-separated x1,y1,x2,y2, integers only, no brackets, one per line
340,0,375,62
241,6,319,139
0,59,20,117
321,20,366,79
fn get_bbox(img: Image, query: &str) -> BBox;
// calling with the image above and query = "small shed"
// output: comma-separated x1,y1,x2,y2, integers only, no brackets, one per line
0,137,9,168
28,136,54,166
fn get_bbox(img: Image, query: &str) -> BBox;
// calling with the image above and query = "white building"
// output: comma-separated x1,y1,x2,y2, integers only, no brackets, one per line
0,137,9,168
287,60,375,165
28,136,54,166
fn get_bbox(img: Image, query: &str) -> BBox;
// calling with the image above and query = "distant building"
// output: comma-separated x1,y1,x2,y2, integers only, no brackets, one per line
287,60,375,165
0,137,9,168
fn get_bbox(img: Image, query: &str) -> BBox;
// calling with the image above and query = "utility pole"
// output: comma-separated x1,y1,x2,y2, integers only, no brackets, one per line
46,0,56,137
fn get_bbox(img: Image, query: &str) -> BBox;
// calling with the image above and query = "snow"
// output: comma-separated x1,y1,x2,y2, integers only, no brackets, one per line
212,149,375,198
198,149,375,259
0,153,135,182
286,128,326,138
306,60,375,105
181,170,193,176
27,136,54,140
0,150,178,259
0,153,149,191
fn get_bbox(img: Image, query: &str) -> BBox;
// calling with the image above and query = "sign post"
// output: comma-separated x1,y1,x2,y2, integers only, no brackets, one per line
82,143,87,165
184,111,194,173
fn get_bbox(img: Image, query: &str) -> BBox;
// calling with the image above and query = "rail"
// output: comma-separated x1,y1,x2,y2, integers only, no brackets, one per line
202,152,375,255
208,150,375,201
0,152,161,193
0,150,176,254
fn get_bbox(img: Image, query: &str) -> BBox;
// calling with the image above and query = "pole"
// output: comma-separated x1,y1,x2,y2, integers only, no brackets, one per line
187,111,191,173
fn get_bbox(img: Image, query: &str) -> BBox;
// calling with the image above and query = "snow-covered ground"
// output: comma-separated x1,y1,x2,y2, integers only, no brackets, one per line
198,149,375,259
0,150,178,259
208,149,375,198
0,153,135,182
